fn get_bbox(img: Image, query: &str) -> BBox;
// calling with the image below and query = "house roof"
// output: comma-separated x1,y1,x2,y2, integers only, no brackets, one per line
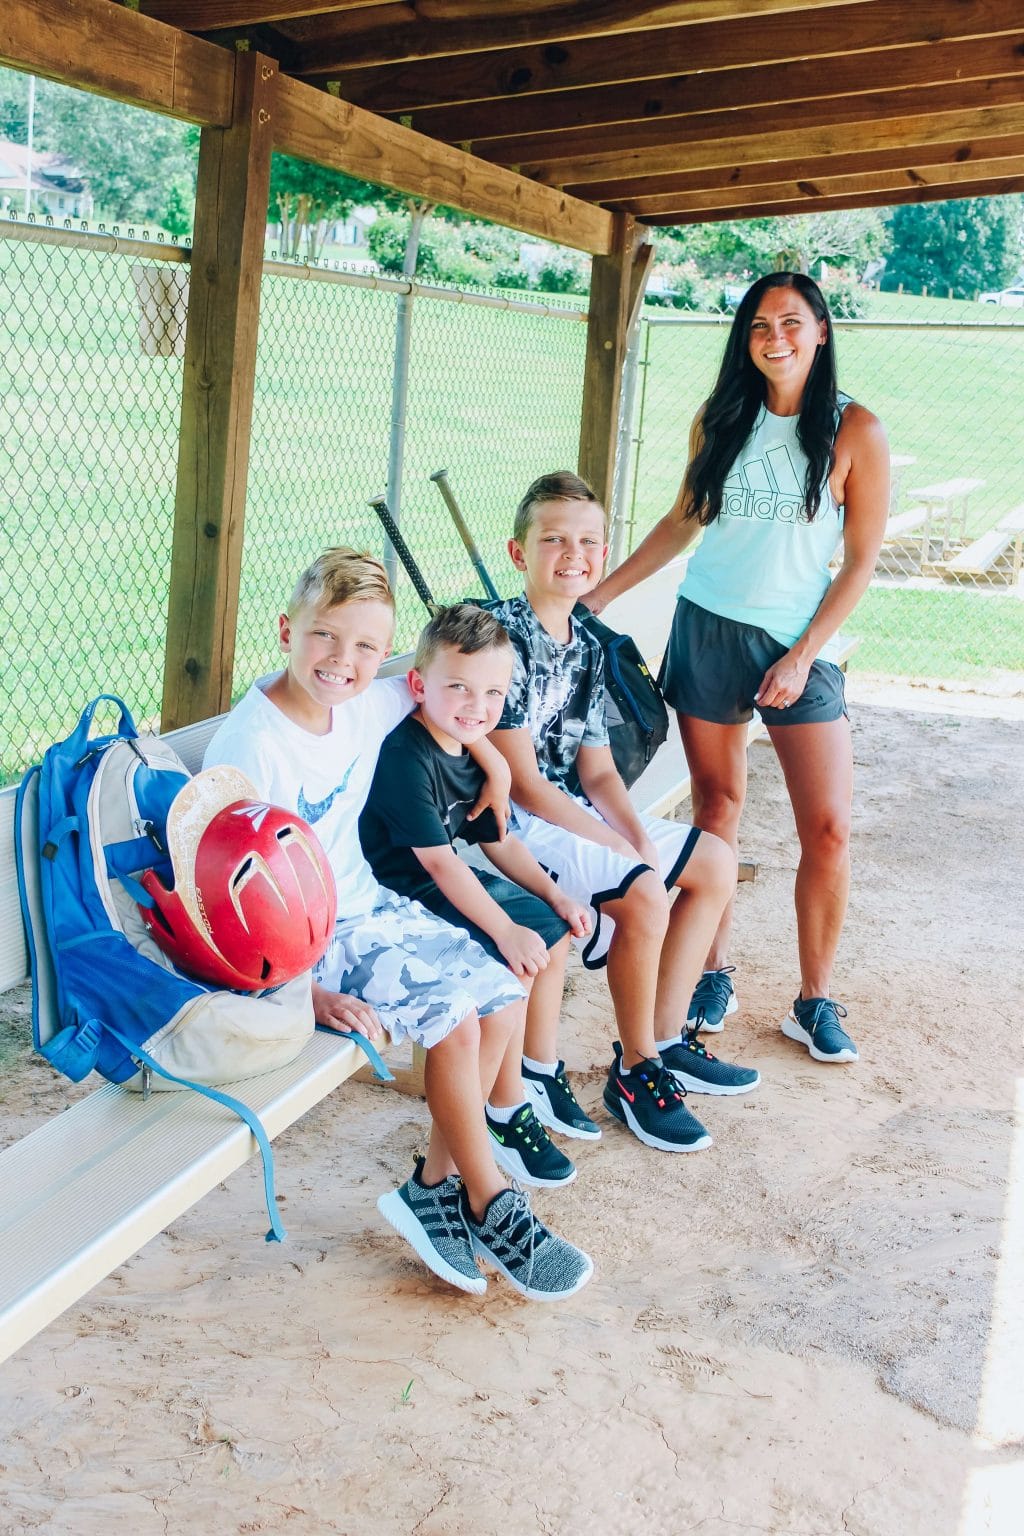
134,0,1024,228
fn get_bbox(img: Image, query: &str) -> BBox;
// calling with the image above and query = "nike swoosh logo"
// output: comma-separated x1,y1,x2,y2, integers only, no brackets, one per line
488,1128,507,1145
297,758,357,823
616,1079,635,1103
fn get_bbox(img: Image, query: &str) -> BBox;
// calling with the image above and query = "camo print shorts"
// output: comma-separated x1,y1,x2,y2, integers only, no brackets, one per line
314,888,525,1050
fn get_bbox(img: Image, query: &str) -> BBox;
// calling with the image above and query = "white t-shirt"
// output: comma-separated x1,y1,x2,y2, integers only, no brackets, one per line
203,675,414,920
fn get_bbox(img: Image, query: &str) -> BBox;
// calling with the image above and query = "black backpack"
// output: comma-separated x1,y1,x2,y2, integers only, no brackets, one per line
568,603,669,791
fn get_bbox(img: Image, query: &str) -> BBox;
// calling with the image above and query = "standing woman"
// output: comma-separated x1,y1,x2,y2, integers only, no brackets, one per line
585,272,889,1063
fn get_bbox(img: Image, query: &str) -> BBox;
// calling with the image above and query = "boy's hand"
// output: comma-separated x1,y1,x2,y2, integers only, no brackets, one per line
634,833,660,872
468,777,510,840
312,982,386,1042
497,922,550,978
550,891,591,937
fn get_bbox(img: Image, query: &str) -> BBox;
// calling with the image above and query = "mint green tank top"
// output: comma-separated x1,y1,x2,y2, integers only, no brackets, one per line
679,396,850,662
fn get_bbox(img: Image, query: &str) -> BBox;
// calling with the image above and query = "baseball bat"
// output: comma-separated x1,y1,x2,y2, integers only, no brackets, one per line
429,468,501,601
367,493,440,616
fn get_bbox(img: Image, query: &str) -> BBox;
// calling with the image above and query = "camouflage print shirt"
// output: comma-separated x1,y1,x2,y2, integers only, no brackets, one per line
492,594,609,790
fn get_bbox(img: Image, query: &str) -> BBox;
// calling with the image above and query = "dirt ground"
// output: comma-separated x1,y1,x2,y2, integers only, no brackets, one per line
1,692,1022,1536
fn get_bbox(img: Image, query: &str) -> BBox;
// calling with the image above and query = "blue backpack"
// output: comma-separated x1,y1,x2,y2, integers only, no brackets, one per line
14,695,389,1241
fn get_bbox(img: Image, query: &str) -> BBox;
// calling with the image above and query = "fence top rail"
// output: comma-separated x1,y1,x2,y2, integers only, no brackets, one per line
644,312,1024,333
2,214,189,263
0,214,589,321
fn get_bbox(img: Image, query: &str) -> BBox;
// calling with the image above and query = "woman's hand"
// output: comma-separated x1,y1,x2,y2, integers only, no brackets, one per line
312,983,386,1041
578,583,610,616
755,650,811,711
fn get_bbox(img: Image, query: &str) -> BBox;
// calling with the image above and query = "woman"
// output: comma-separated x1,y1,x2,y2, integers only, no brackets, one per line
585,272,889,1063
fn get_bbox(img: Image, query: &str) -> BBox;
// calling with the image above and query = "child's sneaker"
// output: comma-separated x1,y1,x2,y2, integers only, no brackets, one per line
686,966,737,1033
521,1059,602,1141
377,1157,486,1294
465,1185,593,1300
660,1021,760,1095
781,996,859,1063
602,1042,712,1152
486,1104,578,1188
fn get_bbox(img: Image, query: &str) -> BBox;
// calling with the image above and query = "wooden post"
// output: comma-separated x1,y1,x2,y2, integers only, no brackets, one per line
161,50,277,730
578,213,653,513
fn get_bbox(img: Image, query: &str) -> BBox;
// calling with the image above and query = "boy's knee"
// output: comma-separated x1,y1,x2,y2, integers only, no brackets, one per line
435,1008,481,1059
686,830,737,900
618,869,670,932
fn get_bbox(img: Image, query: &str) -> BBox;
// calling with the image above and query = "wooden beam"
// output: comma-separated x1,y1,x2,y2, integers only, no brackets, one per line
293,0,1023,104
399,34,1024,145
568,133,1024,202
481,75,1024,175
286,0,879,74
162,51,276,731
0,0,233,125
662,174,1024,225
272,73,614,254
512,100,1024,188
143,0,381,26
634,154,1024,218
578,217,652,515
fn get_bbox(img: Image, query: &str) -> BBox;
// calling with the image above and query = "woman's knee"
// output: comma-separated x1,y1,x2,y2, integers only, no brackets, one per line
801,810,851,864
690,776,745,838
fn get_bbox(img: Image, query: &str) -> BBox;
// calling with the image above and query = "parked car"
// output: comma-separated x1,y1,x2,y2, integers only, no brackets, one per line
978,284,1024,307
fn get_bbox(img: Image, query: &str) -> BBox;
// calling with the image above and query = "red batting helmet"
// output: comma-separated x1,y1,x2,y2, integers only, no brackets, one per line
139,766,337,991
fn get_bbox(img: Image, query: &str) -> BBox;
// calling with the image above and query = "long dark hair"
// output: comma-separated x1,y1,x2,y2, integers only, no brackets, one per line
684,272,839,526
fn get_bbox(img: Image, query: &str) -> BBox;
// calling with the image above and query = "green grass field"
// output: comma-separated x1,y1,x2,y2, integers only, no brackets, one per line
2,239,1021,783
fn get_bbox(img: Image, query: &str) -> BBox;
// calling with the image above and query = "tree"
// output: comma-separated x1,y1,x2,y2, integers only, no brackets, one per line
883,195,1024,298
267,155,370,260
665,208,886,279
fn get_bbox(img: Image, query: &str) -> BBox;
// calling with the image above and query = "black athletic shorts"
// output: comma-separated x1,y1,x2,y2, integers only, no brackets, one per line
660,596,848,727
415,869,569,965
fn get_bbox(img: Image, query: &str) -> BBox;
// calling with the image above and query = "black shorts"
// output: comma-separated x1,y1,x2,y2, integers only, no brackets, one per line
415,869,569,966
660,596,848,727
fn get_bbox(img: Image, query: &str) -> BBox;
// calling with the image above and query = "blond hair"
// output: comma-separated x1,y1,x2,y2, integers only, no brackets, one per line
288,547,394,616
513,471,608,545
413,603,513,672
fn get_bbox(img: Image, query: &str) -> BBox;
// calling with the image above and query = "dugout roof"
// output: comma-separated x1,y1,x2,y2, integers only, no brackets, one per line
137,0,1024,234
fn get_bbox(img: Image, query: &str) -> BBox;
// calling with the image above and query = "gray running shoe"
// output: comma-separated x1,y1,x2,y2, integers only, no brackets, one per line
686,966,737,1034
466,1185,593,1300
781,996,859,1063
486,1104,577,1188
377,1157,486,1294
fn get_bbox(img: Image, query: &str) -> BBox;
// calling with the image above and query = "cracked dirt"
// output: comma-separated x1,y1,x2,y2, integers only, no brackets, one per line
0,697,1021,1535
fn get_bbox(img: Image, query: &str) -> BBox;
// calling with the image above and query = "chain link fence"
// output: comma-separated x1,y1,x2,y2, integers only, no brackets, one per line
3,217,1022,782
0,217,586,782
626,301,1024,693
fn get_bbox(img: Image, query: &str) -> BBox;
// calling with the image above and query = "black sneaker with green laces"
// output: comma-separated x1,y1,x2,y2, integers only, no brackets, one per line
486,1104,577,1187
602,1042,712,1152
660,1016,760,1095
521,1059,602,1141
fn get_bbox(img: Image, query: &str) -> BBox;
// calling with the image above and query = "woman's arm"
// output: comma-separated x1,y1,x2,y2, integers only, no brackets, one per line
584,410,705,614
756,403,890,709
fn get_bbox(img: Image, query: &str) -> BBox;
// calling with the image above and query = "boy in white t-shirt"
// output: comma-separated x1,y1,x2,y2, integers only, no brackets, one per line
204,548,591,1301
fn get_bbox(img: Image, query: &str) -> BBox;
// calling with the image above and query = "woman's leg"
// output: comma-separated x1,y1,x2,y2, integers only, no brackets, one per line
677,714,751,967
766,716,853,999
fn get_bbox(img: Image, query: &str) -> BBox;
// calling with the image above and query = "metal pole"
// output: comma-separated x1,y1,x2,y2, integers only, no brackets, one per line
608,309,644,570
23,76,36,218
384,203,427,590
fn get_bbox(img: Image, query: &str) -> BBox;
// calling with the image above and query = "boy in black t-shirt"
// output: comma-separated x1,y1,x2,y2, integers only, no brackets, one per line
361,604,599,1188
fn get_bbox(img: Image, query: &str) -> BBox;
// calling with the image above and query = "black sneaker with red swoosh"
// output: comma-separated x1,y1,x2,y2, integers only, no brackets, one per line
602,1042,712,1152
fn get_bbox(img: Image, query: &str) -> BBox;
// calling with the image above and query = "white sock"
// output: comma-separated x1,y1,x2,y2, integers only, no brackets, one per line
523,1054,558,1077
486,1099,526,1124
655,1035,682,1053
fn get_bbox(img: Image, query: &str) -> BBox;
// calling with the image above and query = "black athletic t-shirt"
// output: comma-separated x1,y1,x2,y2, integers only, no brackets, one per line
359,714,501,904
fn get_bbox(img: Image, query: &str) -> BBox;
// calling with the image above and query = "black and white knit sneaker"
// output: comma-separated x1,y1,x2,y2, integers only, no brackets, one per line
465,1184,593,1301
377,1157,485,1294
